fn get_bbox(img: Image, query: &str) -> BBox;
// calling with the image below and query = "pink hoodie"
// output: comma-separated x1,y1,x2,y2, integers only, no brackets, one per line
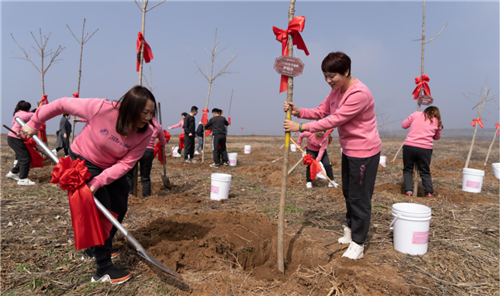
402,111,442,149
169,119,183,129
147,117,167,149
9,110,35,138
297,131,327,161
299,78,381,158
27,97,152,191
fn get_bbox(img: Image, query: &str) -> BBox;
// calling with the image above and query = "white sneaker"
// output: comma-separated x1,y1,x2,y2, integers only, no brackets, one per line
194,151,200,155
52,149,57,156
5,171,20,181
338,225,352,244
328,180,339,188
306,182,312,189
342,241,364,260
17,178,35,186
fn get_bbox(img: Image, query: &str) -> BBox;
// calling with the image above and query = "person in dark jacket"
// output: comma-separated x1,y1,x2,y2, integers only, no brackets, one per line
195,121,204,155
183,106,198,163
205,108,229,168
53,113,72,157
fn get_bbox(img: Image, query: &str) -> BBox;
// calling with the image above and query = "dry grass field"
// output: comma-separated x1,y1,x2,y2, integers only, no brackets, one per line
1,134,499,295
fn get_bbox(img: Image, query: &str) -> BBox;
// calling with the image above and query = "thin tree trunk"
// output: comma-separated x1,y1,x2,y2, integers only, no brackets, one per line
202,82,212,163
484,126,499,166
41,47,45,96
278,0,296,274
465,78,489,168
72,20,86,143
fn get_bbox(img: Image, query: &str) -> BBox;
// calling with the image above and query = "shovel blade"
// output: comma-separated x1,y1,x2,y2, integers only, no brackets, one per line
162,175,171,190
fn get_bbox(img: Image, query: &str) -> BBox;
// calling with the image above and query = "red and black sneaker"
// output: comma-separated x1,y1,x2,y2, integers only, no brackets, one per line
111,248,120,258
405,191,413,196
425,193,433,198
91,265,131,285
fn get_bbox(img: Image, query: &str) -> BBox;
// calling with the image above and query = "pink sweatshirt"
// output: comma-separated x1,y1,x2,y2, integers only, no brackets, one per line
147,117,167,149
9,111,35,138
402,111,442,149
297,131,327,161
169,119,183,129
300,78,381,158
27,97,152,191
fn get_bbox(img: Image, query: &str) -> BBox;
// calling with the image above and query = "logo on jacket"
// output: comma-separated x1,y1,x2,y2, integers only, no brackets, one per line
100,129,109,137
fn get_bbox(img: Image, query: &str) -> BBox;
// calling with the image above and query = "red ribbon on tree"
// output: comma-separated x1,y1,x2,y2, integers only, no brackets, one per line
51,157,117,250
495,123,500,136
38,124,47,143
179,133,185,150
412,74,431,100
228,116,231,125
471,118,484,129
273,16,310,93
38,94,48,107
302,154,322,180
201,109,213,136
73,92,79,98
23,138,44,168
153,130,171,163
325,129,335,145
136,32,154,72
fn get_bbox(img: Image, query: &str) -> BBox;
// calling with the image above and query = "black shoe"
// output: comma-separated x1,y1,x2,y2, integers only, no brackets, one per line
210,163,219,168
91,265,131,285
82,248,120,261
224,162,229,166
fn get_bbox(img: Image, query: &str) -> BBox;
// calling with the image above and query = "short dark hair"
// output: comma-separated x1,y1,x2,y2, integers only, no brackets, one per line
63,113,70,117
191,106,198,112
212,108,219,113
321,52,351,76
181,112,188,117
14,100,31,115
114,85,156,136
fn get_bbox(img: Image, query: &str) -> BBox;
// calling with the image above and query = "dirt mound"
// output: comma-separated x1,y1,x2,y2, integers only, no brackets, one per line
433,157,465,169
434,188,495,204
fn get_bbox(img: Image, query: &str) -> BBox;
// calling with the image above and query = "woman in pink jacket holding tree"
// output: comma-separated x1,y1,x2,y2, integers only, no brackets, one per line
284,52,381,260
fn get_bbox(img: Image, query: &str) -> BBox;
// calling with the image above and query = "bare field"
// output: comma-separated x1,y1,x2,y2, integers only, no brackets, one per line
1,134,499,295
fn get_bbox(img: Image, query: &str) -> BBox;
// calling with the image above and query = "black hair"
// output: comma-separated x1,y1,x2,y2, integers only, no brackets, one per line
321,52,351,76
181,112,188,117
212,108,219,113
63,113,70,117
114,85,156,136
14,100,31,116
191,106,198,112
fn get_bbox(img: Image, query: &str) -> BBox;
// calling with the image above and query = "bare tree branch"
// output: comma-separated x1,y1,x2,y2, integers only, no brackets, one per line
186,47,209,81
134,0,143,11
424,22,448,44
10,33,41,73
146,0,166,12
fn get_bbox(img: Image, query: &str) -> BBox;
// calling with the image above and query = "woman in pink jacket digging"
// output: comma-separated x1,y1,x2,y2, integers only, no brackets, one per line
283,51,381,260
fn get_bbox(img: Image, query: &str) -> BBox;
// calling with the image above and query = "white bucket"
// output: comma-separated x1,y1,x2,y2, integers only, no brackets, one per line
492,163,500,179
228,153,238,166
172,146,180,157
380,156,386,167
244,145,251,154
210,173,232,201
290,144,297,152
390,203,432,255
462,168,485,193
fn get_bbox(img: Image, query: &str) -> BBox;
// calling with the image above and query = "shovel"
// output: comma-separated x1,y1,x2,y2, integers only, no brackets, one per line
157,103,171,189
15,117,181,279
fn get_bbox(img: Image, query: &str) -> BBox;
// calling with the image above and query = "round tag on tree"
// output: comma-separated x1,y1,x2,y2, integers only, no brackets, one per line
418,95,434,105
274,56,305,77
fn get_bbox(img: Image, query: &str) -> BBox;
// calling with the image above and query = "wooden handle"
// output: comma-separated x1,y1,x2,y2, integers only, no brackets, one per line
2,124,16,134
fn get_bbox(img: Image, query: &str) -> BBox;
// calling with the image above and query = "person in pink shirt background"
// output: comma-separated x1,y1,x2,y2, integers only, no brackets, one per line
402,106,443,197
167,112,187,157
6,100,36,185
283,51,381,260
297,131,335,189
21,85,156,285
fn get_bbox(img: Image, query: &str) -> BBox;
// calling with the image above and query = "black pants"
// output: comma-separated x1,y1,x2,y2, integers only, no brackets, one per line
69,150,129,270
341,152,380,245
402,145,433,194
126,148,154,197
212,134,228,164
8,136,31,179
305,149,334,182
56,147,69,156
184,134,195,160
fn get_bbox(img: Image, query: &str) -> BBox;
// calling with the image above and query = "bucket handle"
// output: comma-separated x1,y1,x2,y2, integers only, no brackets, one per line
389,213,431,230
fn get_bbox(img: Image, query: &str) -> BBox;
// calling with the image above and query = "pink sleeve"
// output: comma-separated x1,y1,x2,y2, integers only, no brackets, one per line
316,137,327,161
88,131,152,190
298,98,330,120
80,118,88,123
27,97,104,130
433,127,442,140
297,132,306,146
402,113,414,129
306,90,367,132
157,123,167,145
169,120,183,129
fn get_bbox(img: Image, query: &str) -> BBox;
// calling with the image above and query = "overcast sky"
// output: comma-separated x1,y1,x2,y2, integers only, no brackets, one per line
1,0,499,137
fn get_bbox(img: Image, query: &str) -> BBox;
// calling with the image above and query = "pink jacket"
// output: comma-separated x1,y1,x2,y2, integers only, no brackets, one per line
27,97,152,191
402,111,442,149
147,117,167,149
297,131,327,161
9,111,35,138
300,78,381,158
169,119,183,129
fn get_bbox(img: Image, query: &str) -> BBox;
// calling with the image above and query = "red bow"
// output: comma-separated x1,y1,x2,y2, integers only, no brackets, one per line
38,94,48,107
302,154,322,180
228,116,231,125
136,32,154,72
495,123,500,136
471,118,484,129
412,74,431,100
201,108,209,125
179,133,185,150
73,92,79,98
38,124,47,143
153,130,171,163
163,129,171,143
23,138,44,169
51,157,117,250
273,16,309,93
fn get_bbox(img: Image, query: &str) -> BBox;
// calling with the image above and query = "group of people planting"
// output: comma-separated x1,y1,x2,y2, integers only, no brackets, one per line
5,51,442,284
